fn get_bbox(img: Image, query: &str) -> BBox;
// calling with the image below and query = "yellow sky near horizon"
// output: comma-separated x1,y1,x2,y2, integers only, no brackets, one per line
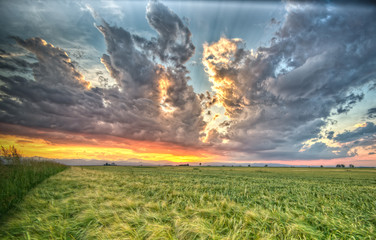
1,132,374,166
0,133,216,163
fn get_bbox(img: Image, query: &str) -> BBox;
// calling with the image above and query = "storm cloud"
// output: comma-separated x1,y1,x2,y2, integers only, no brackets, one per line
0,1,205,147
0,0,375,161
202,1,376,159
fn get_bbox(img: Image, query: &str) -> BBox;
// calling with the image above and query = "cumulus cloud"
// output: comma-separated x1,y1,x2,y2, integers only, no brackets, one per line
0,1,205,147
128,0,195,67
202,37,253,118
0,0,375,161
145,0,195,65
94,1,205,144
201,2,376,159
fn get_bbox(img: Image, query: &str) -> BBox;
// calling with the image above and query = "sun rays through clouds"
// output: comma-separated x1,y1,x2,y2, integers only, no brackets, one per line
0,0,375,165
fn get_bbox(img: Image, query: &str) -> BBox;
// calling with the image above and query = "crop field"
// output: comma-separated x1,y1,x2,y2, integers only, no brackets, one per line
0,146,68,218
0,166,375,239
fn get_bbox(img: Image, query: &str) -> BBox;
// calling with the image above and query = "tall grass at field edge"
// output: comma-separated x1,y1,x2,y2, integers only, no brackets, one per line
0,145,68,219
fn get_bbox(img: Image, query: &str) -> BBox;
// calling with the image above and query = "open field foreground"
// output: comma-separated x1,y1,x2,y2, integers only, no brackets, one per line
0,166,375,239
0,159,68,217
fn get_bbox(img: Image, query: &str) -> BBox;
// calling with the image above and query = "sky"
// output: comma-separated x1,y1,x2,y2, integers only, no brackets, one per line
0,0,375,166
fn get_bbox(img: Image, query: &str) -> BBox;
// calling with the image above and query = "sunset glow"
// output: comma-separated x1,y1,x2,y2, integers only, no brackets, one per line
0,0,375,166
0,130,215,164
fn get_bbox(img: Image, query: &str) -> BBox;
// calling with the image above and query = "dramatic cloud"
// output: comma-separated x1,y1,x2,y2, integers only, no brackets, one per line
0,0,375,162
95,1,205,145
145,0,195,65
0,1,205,148
13,37,91,89
201,2,376,159
202,37,253,118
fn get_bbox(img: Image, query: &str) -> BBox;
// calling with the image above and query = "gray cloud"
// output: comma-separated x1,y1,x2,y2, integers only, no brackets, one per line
0,48,32,73
96,20,159,99
0,61,17,71
145,0,195,65
334,122,376,143
94,1,205,144
336,93,364,114
326,131,334,140
329,122,376,155
367,107,376,119
12,37,91,89
204,2,376,159
0,1,205,148
249,142,356,161
129,0,195,67
0,0,375,161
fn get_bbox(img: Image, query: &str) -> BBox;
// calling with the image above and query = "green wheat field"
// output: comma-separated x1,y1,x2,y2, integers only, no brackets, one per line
1,166,376,239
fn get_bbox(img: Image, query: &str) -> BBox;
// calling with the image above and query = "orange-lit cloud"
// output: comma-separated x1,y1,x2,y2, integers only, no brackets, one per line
158,76,176,113
354,122,367,128
202,37,252,118
200,37,255,143
14,37,91,89
1,1,376,166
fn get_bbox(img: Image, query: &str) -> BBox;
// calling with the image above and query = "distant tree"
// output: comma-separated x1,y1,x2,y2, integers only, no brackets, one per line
248,164,251,167
349,164,355,168
336,164,345,168
320,165,323,168
1,145,21,165
264,164,268,167
199,163,202,166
